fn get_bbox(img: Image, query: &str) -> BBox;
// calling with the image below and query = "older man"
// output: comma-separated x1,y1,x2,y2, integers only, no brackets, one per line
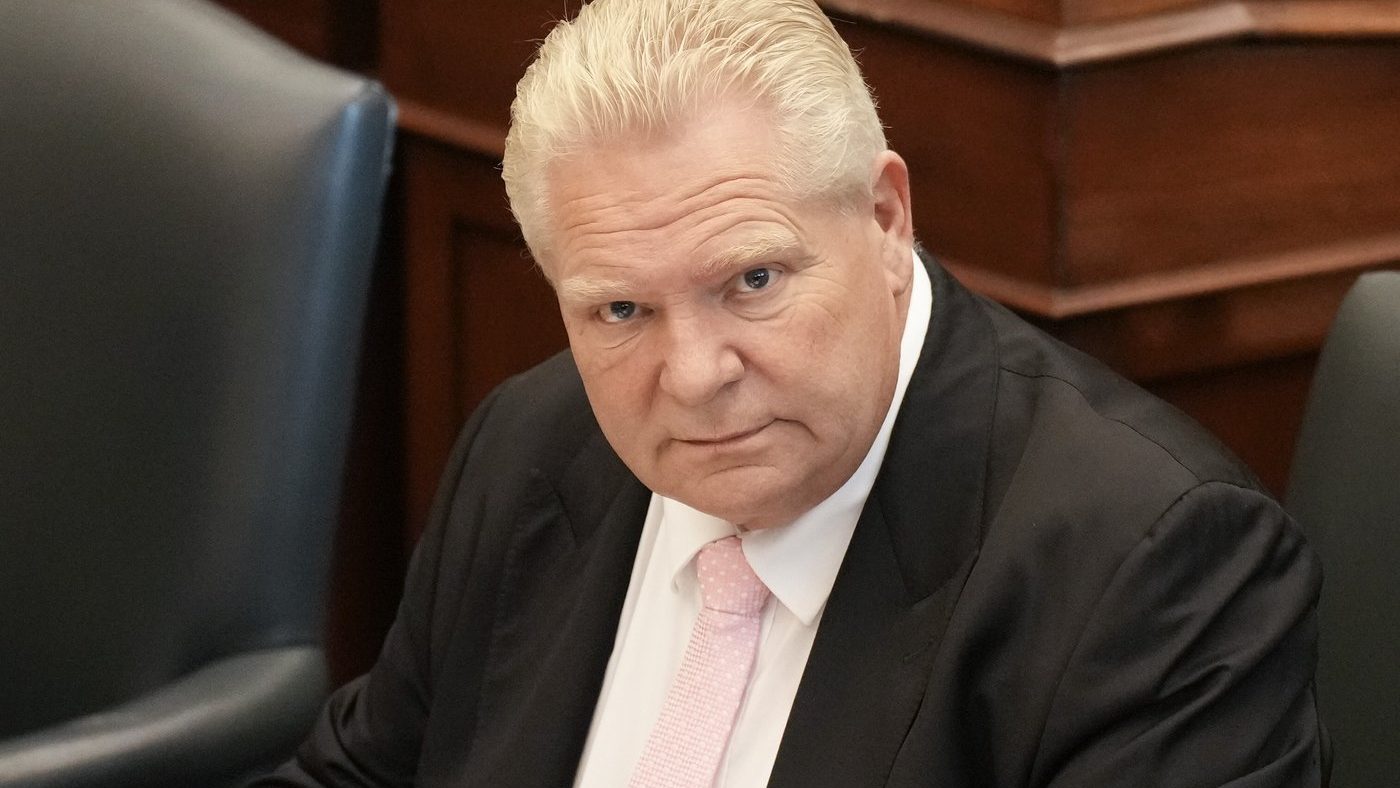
259,0,1326,786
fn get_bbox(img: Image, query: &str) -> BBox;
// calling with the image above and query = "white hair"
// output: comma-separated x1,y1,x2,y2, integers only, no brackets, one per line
501,0,888,268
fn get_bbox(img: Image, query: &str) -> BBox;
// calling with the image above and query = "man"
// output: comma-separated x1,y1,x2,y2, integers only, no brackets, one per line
259,0,1327,785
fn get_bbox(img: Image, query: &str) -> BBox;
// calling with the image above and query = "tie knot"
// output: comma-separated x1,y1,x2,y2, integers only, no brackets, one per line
695,536,769,616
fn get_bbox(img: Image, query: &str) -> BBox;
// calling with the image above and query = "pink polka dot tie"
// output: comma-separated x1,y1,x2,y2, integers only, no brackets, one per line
628,536,771,788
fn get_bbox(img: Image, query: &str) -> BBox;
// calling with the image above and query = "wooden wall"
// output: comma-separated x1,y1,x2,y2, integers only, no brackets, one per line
216,0,1400,681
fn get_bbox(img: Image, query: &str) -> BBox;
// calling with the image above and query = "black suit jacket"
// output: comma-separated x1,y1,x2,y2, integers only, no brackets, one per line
261,257,1326,787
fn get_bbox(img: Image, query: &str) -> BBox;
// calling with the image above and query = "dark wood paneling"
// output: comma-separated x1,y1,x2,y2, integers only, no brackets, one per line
215,0,377,68
837,18,1063,291
400,138,567,538
1149,352,1318,496
823,0,1400,65
380,0,585,131
1040,268,1376,383
325,220,406,682
1059,0,1211,24
840,19,1400,321
1063,42,1400,287
448,227,566,419
837,0,1215,27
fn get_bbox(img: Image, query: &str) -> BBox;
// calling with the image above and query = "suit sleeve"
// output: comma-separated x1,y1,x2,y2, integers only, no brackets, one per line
1032,481,1328,787
246,387,504,788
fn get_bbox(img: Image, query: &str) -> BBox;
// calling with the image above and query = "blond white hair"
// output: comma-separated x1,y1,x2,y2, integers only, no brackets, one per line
501,0,887,267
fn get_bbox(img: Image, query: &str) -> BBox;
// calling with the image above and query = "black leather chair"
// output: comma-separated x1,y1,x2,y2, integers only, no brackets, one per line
1287,271,1400,787
0,1,394,785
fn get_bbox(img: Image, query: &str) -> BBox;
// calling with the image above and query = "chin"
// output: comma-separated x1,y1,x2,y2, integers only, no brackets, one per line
643,449,840,527
673,475,803,530
679,492,774,526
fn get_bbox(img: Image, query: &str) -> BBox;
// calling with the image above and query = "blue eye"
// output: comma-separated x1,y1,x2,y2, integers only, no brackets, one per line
739,267,776,291
600,301,637,323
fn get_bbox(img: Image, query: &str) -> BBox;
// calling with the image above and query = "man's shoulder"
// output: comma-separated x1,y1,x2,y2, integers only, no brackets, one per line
938,295,1322,788
442,349,617,506
470,349,597,454
973,294,1267,533
423,348,632,568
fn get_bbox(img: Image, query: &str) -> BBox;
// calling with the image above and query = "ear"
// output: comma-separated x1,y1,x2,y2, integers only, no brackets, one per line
869,150,914,296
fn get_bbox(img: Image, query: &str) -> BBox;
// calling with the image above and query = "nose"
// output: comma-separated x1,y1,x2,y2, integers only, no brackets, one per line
658,313,743,406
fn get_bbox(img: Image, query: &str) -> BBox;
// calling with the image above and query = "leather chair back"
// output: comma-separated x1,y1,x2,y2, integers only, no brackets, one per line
1287,271,1400,787
0,0,393,775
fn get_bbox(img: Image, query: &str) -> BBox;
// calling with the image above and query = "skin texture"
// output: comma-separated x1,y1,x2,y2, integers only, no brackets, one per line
541,103,915,529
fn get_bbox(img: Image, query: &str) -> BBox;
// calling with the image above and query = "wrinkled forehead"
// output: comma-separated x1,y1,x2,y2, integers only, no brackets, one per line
536,102,795,280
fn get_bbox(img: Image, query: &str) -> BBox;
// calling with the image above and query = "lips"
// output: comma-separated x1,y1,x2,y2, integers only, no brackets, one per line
678,421,773,446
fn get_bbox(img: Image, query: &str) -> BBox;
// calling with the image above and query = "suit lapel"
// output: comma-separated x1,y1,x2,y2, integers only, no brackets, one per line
768,255,998,787
458,430,652,788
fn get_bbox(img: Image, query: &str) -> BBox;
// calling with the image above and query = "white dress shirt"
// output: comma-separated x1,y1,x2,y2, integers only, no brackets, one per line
574,255,933,788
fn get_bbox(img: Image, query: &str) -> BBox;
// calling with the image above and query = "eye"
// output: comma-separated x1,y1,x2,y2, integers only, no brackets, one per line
598,300,639,323
738,267,779,292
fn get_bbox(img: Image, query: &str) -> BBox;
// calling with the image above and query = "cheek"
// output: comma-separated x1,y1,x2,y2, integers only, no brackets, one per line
566,314,630,379
575,346,656,441
578,362,631,416
790,292,899,415
791,299,875,371
757,327,863,420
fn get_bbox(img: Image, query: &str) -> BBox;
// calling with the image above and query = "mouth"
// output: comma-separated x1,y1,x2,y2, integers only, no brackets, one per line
678,421,774,447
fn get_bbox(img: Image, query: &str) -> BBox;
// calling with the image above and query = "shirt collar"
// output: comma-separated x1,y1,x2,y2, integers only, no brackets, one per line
657,251,934,625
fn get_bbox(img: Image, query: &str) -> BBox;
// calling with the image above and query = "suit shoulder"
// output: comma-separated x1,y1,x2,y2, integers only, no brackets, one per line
977,295,1259,497
964,295,1275,566
467,349,600,463
429,349,617,536
422,348,623,581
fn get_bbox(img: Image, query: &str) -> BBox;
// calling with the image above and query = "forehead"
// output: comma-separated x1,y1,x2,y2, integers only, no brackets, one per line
541,107,804,285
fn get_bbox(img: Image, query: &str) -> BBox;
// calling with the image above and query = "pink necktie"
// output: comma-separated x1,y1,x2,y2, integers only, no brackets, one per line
628,536,771,788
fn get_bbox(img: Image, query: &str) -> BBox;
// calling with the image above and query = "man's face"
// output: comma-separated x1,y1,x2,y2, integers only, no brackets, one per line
543,104,914,529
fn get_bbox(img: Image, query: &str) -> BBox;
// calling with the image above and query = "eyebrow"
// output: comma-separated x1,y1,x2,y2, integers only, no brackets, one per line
555,229,806,305
695,229,804,280
556,275,634,304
